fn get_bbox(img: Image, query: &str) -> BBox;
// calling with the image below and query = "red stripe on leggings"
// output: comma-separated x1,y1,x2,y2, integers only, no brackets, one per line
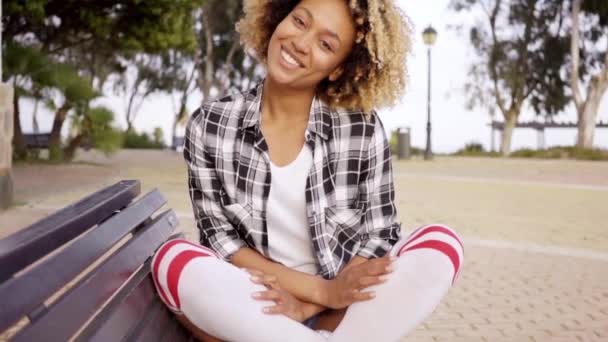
152,239,186,308
404,225,463,252
167,250,212,310
398,240,461,285
174,239,220,259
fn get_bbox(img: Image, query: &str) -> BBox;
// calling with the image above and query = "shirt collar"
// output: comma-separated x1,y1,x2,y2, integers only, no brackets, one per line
241,81,332,141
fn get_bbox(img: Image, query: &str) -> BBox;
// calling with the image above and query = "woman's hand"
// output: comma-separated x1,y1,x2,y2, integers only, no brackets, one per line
324,255,395,309
246,269,307,322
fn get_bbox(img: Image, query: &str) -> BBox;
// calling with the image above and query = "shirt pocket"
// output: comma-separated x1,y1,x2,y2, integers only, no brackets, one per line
324,206,364,241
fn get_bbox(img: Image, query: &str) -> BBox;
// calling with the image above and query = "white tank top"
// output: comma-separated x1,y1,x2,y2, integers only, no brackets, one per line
266,145,318,275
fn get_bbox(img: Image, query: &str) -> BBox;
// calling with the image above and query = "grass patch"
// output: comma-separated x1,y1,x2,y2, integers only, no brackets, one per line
450,145,608,161
510,146,608,161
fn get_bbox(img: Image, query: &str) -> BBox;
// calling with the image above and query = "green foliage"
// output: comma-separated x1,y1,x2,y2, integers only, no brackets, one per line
451,0,572,117
5,0,199,162
510,146,608,161
87,107,124,155
153,127,165,145
462,142,485,153
452,145,608,160
453,141,500,157
123,130,164,149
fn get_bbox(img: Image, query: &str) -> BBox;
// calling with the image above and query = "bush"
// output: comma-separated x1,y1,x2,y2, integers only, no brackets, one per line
123,129,164,149
511,146,608,161
453,141,499,157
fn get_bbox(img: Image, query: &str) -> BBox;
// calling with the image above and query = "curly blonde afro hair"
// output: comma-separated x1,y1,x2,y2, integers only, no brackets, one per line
236,0,413,113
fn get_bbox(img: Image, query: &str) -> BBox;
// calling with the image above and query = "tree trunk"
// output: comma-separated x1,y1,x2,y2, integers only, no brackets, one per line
48,103,71,162
125,89,137,133
576,86,603,148
12,89,27,160
32,98,40,133
172,100,187,148
500,109,518,156
63,134,84,161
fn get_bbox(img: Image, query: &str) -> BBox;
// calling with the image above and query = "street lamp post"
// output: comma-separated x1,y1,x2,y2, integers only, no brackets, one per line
422,26,437,161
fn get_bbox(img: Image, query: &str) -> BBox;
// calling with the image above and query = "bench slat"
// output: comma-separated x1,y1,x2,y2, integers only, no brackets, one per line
161,313,191,342
79,267,192,342
0,189,166,332
0,180,141,282
75,261,159,342
11,209,179,342
131,298,177,342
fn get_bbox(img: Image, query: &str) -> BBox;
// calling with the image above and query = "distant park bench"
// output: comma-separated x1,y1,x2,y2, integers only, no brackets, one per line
172,136,185,151
0,180,193,341
23,133,51,149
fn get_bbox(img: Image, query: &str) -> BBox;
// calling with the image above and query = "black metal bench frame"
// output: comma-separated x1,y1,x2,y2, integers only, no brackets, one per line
23,133,51,149
0,180,193,341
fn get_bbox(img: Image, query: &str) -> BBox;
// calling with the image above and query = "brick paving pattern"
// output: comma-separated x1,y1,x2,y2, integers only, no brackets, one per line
1,151,607,341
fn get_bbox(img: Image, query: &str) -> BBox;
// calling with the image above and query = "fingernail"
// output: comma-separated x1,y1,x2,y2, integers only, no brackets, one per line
389,255,397,262
369,292,376,298
263,308,270,313
251,276,260,282
379,276,388,282
252,292,261,298
385,265,394,272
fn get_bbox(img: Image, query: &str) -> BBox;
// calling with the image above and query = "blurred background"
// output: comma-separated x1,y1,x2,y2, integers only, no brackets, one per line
1,1,607,341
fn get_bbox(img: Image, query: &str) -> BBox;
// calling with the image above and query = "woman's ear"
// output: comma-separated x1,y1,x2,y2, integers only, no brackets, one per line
328,66,344,81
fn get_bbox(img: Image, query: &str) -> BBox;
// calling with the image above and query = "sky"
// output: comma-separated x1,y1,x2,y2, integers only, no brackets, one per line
18,0,608,153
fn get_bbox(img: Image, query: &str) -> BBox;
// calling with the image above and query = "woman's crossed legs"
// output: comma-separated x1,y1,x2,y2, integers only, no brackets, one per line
151,224,463,342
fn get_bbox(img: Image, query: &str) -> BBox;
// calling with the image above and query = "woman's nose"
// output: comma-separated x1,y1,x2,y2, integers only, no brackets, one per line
292,32,313,55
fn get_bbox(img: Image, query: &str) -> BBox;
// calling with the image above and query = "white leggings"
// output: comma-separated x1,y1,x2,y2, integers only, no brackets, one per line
151,224,463,342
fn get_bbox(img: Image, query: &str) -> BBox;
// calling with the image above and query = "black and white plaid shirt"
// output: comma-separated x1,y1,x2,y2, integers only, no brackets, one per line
184,83,402,279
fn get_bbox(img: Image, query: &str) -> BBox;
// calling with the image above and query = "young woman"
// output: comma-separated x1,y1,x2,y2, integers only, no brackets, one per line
152,0,463,341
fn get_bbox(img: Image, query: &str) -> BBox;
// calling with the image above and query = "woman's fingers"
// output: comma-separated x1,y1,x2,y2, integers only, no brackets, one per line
252,289,282,301
359,256,395,276
261,303,286,314
249,274,278,285
351,289,376,302
355,275,388,289
243,268,264,276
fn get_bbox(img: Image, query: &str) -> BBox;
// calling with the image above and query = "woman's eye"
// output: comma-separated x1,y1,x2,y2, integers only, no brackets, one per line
293,16,304,26
321,41,333,51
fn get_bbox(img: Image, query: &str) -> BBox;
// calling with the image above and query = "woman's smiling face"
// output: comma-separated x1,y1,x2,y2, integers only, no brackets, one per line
265,0,357,90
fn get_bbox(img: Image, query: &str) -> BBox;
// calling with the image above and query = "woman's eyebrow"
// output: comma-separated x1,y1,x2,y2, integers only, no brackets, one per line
299,6,342,44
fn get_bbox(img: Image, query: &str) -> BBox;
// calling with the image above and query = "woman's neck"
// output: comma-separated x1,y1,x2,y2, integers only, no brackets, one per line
261,77,315,124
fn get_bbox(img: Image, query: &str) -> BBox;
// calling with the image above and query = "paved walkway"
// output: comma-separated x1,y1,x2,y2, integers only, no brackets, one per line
405,240,607,342
1,150,607,341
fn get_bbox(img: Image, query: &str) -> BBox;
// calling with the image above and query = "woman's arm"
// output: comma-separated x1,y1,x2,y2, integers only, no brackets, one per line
231,248,372,317
230,247,328,305
355,112,402,258
184,108,247,258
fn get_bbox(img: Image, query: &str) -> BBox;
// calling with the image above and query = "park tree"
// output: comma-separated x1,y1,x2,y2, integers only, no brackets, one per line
162,0,261,144
3,0,197,161
451,0,571,156
195,0,261,99
569,0,608,148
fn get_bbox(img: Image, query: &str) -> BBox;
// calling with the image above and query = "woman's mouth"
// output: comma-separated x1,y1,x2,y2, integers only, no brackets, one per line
280,47,303,69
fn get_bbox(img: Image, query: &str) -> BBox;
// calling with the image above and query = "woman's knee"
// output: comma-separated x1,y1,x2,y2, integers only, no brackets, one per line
175,313,224,342
392,224,464,283
150,238,219,312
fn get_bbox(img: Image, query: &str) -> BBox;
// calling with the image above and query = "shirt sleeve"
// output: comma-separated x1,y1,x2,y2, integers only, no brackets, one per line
183,108,246,260
356,112,402,258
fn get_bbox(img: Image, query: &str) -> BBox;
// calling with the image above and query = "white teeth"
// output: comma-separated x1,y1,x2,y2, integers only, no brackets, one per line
281,49,300,67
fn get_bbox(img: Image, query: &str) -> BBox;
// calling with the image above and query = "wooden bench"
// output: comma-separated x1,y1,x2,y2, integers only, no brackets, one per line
172,136,185,151
0,180,193,341
23,133,51,149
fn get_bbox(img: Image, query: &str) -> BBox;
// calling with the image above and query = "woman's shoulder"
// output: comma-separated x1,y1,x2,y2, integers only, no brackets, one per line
189,85,260,128
329,106,384,139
